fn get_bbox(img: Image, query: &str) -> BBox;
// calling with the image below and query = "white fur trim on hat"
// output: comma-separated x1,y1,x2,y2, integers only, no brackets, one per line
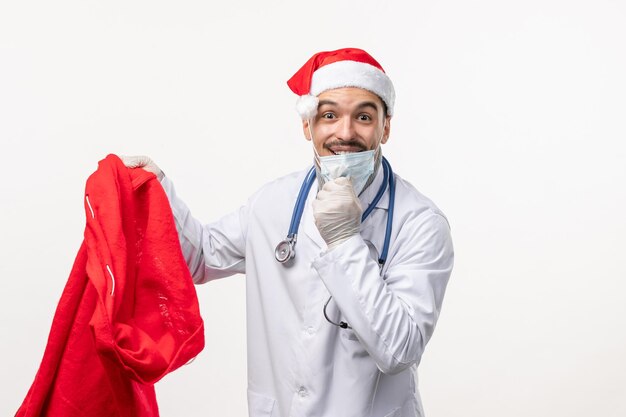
295,94,319,120
310,60,395,116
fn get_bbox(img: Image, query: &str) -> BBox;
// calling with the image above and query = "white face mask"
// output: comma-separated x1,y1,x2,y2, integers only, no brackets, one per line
315,150,376,196
309,120,385,196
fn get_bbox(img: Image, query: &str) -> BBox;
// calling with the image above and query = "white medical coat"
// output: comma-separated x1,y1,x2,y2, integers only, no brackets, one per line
161,164,454,417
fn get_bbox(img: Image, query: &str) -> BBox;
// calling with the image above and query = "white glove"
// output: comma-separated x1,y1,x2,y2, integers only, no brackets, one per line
120,155,164,181
312,177,363,250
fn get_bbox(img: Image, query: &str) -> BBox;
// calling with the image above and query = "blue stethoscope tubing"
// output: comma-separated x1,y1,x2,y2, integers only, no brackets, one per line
274,157,396,268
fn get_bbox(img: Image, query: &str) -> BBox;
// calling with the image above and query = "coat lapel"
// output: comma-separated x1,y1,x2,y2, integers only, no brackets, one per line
301,185,327,250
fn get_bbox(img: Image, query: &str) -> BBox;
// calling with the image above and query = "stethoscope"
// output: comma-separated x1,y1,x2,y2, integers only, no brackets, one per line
274,157,396,329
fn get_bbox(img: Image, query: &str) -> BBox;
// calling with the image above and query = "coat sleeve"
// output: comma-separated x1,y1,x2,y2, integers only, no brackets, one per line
160,176,247,284
312,209,454,375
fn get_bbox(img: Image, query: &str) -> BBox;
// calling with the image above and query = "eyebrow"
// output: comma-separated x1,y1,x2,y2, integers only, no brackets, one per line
317,99,338,108
317,100,381,113
356,101,380,112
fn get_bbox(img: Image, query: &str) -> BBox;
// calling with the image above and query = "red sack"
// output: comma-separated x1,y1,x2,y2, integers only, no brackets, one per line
17,154,205,417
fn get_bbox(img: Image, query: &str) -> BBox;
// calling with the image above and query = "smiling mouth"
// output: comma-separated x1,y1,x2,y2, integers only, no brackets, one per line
326,143,366,155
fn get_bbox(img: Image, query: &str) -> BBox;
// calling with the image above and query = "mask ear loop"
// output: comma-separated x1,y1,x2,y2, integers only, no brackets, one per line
308,119,322,164
374,118,387,156
368,118,387,187
309,119,327,192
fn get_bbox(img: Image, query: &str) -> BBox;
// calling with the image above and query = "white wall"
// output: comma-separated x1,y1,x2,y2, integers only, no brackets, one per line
1,1,625,416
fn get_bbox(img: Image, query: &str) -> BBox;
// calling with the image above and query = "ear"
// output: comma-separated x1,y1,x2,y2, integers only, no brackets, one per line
381,116,391,144
302,119,312,141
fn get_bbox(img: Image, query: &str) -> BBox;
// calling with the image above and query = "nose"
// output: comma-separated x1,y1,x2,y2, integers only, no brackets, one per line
335,117,356,141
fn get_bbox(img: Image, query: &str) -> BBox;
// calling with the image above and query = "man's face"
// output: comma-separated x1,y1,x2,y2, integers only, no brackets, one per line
302,87,391,157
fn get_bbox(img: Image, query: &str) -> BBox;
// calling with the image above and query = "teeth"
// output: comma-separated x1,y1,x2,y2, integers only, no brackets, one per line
335,151,357,155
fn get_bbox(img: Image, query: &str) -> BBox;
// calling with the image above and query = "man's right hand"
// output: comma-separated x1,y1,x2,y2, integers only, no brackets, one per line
312,177,363,251
120,155,164,181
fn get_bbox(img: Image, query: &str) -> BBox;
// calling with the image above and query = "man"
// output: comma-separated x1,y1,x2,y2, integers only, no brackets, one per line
123,47,454,417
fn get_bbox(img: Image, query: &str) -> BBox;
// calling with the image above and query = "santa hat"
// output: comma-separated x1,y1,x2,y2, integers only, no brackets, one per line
287,48,395,119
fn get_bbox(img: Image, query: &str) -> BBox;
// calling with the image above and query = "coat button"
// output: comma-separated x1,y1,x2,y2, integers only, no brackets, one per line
306,326,315,335
298,386,307,397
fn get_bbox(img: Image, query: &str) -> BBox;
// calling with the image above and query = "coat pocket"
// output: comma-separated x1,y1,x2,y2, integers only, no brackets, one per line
247,389,276,417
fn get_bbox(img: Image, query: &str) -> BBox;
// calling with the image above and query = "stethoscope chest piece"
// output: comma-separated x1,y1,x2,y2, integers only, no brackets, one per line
275,237,295,263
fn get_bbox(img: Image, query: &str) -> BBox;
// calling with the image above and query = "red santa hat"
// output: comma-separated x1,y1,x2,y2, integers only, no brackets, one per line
287,48,395,119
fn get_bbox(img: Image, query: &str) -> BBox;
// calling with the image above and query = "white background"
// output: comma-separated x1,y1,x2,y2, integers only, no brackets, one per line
1,1,625,416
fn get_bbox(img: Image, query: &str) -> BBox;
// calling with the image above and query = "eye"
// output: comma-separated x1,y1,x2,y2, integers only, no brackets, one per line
321,112,336,119
357,114,372,122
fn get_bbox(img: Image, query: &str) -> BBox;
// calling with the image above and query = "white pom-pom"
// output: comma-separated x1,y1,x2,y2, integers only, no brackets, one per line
295,95,319,120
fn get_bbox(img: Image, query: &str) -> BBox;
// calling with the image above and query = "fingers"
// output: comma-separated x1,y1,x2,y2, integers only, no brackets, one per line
119,155,164,180
313,177,363,250
120,155,150,168
317,177,356,201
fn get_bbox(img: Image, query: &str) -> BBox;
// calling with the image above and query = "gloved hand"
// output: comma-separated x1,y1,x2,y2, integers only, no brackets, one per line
312,177,363,250
120,155,164,181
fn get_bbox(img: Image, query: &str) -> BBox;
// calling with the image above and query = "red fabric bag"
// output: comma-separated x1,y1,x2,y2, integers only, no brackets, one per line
17,154,205,416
